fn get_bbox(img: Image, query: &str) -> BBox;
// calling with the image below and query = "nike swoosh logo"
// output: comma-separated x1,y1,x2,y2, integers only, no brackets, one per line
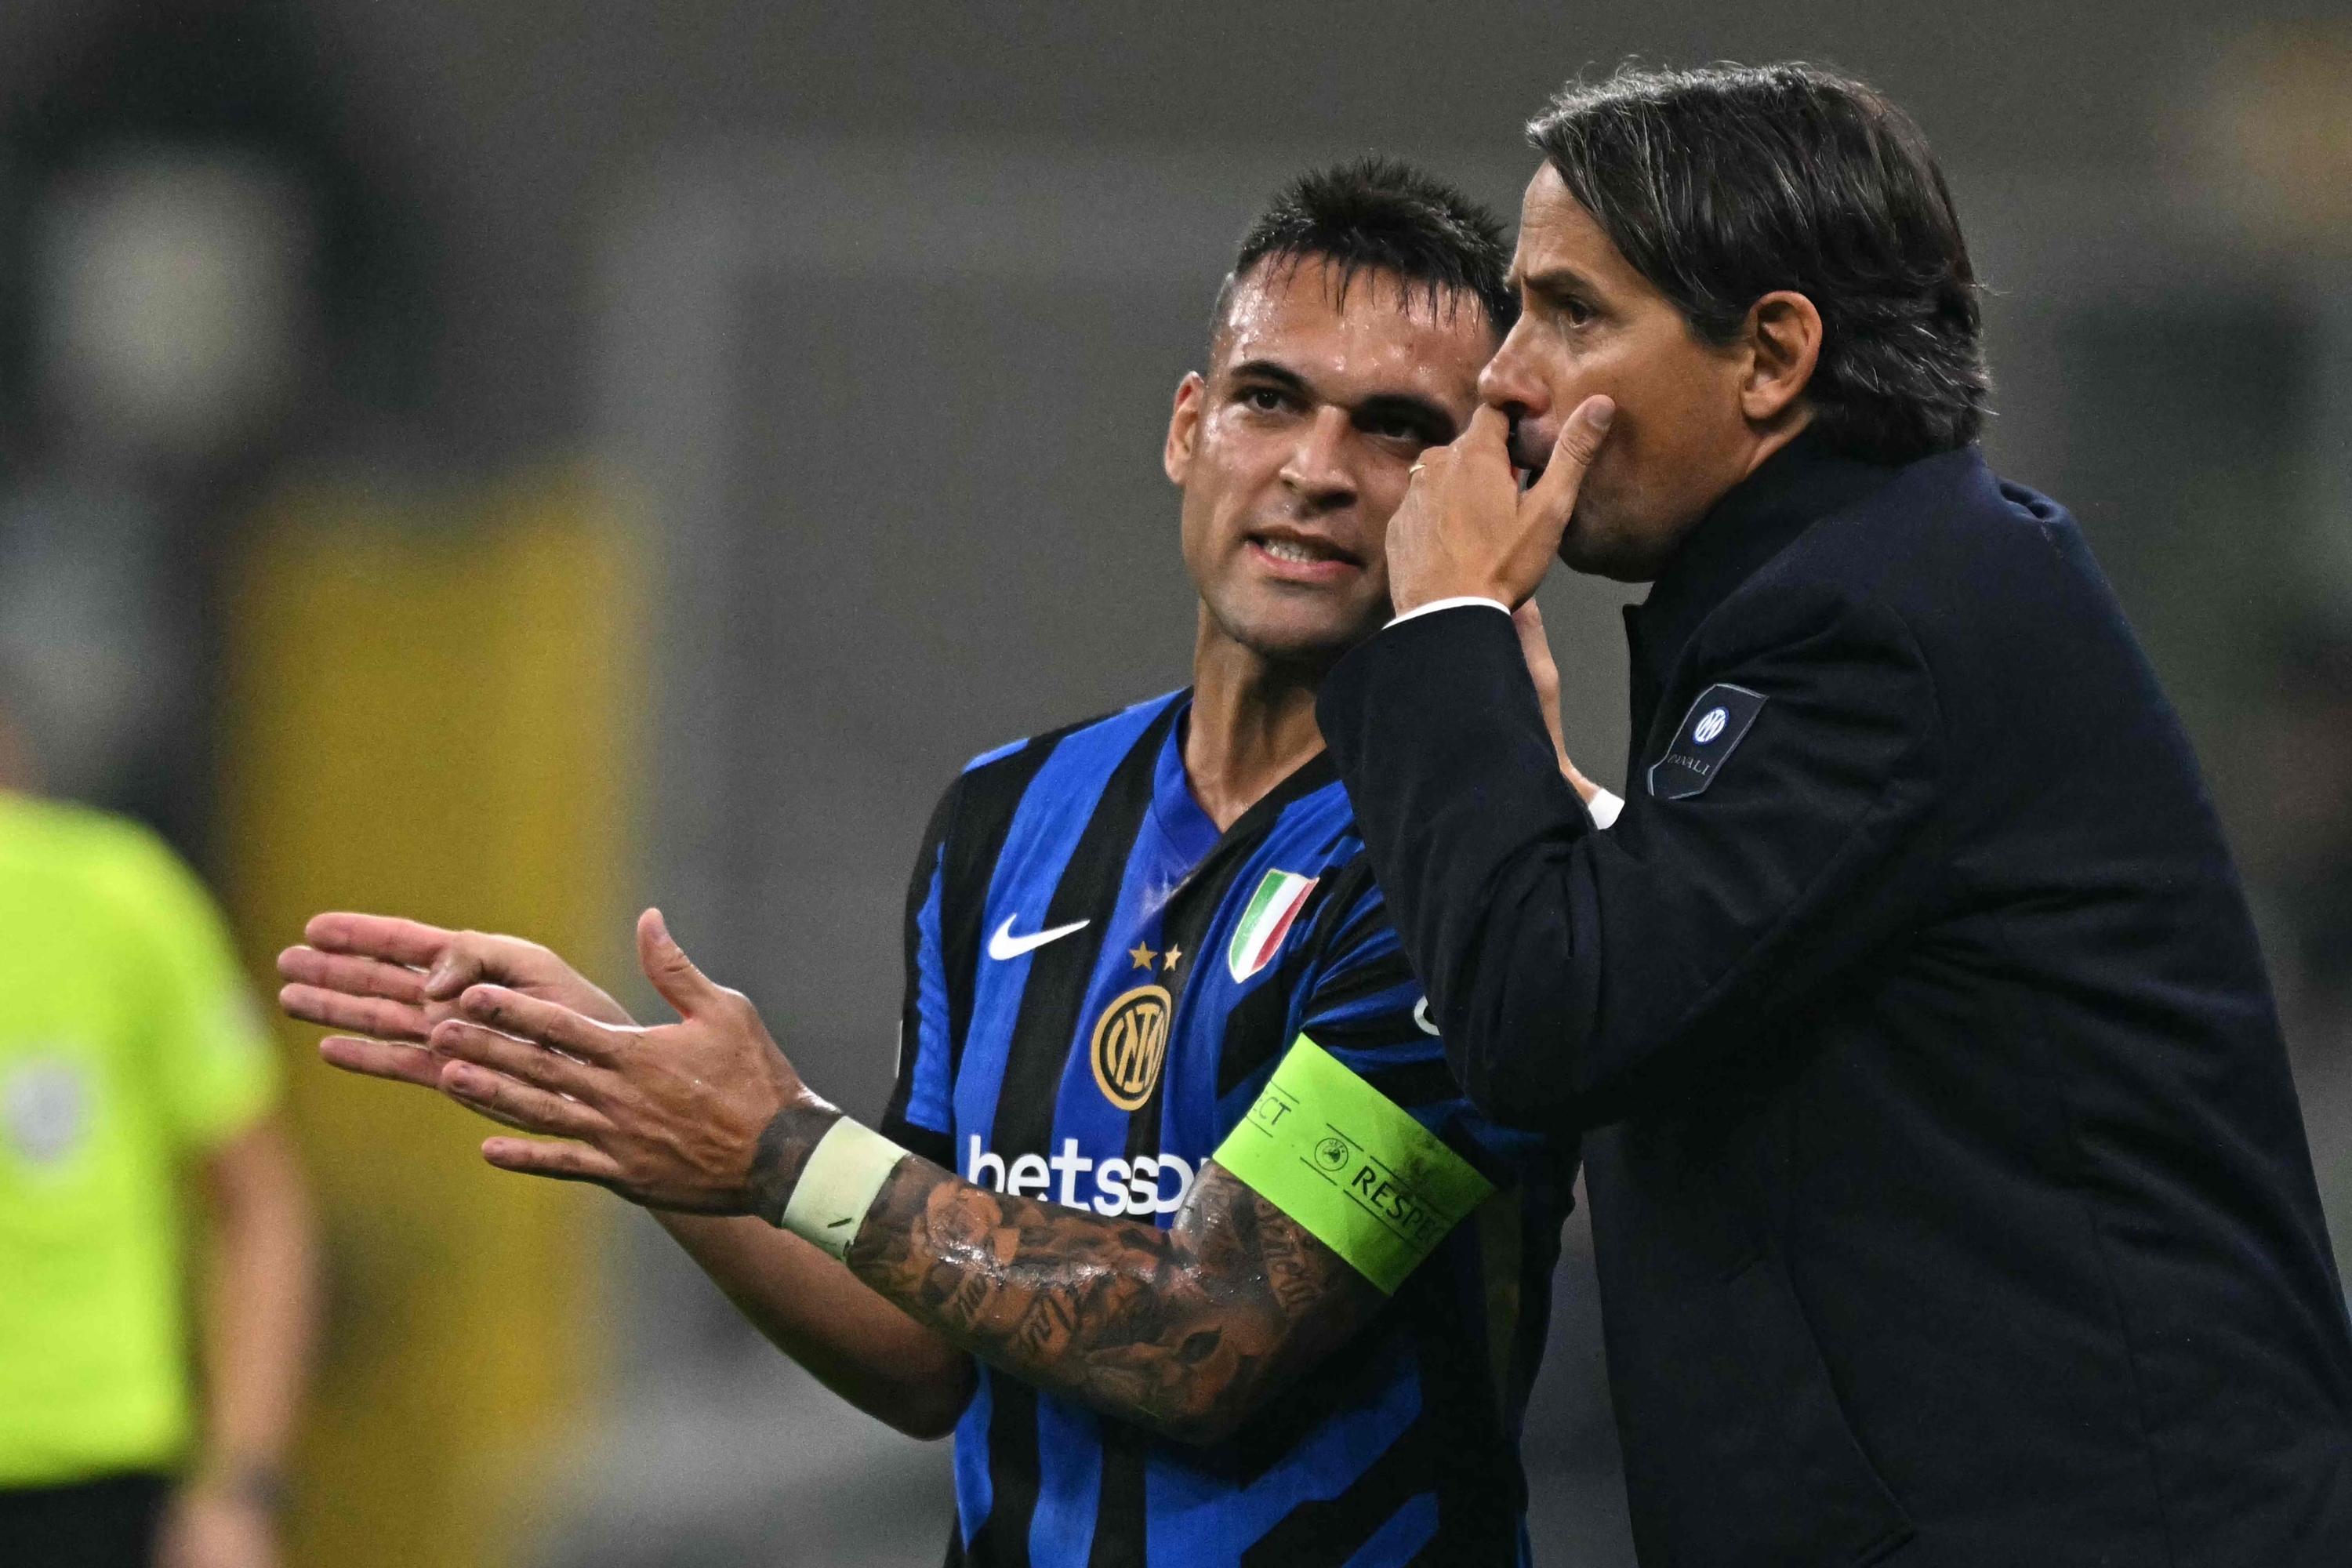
1413,997,1441,1036
988,916,1091,961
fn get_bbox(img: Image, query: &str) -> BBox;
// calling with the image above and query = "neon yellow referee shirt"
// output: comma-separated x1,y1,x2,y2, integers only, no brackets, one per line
0,794,277,1487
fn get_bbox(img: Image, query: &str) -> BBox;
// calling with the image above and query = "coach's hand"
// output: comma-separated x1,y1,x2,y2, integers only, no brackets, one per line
1513,600,1605,808
1385,394,1614,614
423,909,833,1216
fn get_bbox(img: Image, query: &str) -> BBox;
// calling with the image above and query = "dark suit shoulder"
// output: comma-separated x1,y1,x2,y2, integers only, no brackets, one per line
1755,447,2117,669
1719,448,2185,808
1726,448,2050,637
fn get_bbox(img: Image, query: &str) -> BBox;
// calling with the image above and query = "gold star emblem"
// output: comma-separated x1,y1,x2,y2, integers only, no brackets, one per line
1163,943,1182,971
1128,942,1159,971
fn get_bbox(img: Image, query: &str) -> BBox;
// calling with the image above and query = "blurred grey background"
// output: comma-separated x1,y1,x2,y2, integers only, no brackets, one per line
1,3,2347,1564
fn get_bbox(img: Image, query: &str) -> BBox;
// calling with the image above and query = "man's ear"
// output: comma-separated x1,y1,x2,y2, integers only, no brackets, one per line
1740,291,1823,426
1163,372,1205,485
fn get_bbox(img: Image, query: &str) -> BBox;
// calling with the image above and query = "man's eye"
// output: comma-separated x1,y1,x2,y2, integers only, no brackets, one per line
1242,387,1289,412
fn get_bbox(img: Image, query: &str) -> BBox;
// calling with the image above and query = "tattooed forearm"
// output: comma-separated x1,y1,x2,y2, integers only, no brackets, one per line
746,1102,844,1225
840,1156,1378,1444
1258,1220,1327,1314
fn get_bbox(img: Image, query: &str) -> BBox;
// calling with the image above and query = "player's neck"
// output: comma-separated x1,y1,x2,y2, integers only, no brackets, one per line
1185,620,1327,833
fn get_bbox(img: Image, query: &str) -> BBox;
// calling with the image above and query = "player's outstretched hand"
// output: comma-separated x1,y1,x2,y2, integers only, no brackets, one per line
425,909,831,1215
279,913,633,1105
1385,394,1614,614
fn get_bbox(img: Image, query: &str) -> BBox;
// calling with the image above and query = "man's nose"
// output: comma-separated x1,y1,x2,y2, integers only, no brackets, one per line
1279,407,1357,506
1478,320,1548,421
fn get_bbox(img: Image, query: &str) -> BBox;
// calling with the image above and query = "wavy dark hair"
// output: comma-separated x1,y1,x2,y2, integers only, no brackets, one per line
1212,157,1516,347
1528,63,1988,462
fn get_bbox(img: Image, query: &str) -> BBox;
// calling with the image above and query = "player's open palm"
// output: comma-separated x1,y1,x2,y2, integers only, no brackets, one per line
423,909,826,1215
280,910,634,1096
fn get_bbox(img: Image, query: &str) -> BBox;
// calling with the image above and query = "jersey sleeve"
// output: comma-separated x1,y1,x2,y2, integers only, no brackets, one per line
1292,855,1577,1196
877,775,960,1169
103,828,279,1152
1203,857,1548,1294
1292,861,1465,1129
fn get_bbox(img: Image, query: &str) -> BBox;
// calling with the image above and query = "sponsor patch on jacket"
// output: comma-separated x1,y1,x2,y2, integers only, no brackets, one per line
1648,684,1766,800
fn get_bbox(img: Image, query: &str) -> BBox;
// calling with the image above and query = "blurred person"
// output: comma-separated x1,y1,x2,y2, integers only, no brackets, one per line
0,692,321,1568
1317,62,2352,1565
0,0,430,861
0,151,312,859
281,162,1602,1566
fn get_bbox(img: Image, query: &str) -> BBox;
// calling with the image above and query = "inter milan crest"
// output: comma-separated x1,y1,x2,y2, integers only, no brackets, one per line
1648,684,1767,801
1091,984,1173,1111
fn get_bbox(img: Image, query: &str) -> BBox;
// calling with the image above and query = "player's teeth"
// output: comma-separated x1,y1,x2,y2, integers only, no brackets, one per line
1265,540,1315,563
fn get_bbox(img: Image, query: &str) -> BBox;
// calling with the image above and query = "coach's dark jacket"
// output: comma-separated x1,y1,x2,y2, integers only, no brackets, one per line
1319,430,2352,1566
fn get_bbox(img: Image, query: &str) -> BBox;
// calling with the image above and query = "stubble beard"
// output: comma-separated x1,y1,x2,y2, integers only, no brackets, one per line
1206,579,1385,680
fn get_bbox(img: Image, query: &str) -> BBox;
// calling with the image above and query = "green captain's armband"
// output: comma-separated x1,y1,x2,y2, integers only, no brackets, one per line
1211,1035,1494,1294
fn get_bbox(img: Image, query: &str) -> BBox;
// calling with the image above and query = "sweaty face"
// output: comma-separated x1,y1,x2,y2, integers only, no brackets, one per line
1480,164,1762,583
1165,260,1492,666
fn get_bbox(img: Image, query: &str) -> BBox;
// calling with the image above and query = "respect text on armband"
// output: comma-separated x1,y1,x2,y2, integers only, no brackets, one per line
1245,1082,1447,1254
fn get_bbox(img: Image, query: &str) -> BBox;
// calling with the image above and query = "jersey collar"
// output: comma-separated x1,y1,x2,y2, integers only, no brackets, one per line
1161,695,1340,906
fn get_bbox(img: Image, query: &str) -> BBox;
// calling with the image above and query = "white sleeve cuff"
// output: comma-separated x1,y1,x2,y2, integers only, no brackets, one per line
1385,595,1511,629
1587,787,1624,829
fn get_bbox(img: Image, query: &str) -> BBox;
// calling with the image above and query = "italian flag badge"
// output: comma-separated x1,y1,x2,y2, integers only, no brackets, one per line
1226,869,1319,982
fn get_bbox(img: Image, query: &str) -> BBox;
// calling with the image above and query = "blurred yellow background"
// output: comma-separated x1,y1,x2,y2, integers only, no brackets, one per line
220,475,637,1568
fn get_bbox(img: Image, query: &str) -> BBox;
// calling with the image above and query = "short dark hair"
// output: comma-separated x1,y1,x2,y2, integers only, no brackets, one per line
1211,157,1516,350
1528,63,1988,463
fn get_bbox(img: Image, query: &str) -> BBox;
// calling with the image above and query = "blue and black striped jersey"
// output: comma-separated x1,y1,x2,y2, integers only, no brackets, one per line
881,690,1579,1567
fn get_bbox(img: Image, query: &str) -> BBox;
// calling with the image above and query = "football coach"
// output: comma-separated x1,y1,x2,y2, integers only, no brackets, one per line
1318,63,2352,1566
